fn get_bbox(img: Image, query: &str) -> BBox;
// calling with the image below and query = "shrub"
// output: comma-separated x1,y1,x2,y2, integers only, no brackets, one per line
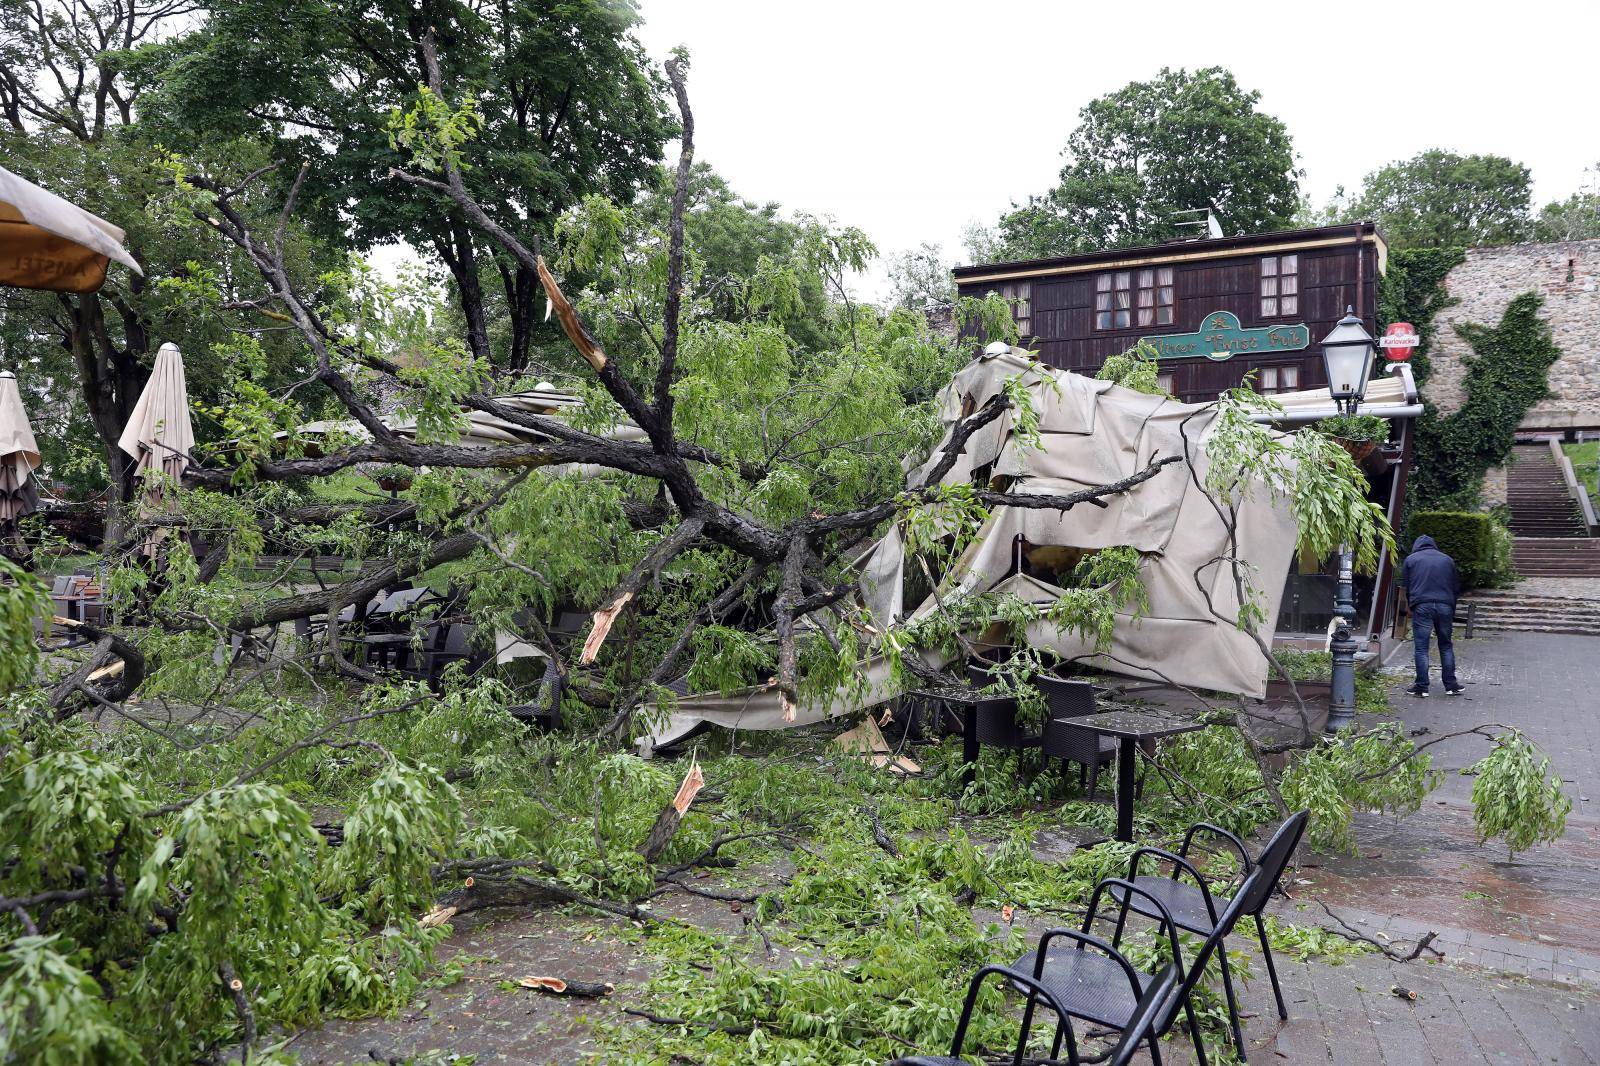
1314,413,1389,444
1406,510,1516,589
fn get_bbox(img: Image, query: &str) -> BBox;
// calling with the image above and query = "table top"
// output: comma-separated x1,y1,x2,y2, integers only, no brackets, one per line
1058,709,1207,741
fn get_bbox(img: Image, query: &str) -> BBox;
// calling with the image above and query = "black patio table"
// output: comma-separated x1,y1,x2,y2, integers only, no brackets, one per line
1062,709,1206,843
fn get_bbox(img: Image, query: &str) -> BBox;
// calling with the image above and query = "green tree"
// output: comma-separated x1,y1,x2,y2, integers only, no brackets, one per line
0,0,330,525
1351,150,1532,249
991,67,1299,260
885,242,954,309
160,0,673,371
1532,162,1600,242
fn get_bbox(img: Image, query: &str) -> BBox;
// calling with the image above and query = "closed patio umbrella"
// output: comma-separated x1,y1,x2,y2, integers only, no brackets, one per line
0,165,141,294
0,370,41,522
117,342,195,551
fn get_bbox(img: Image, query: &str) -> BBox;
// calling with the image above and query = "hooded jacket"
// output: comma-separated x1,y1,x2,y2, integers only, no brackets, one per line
1402,535,1460,609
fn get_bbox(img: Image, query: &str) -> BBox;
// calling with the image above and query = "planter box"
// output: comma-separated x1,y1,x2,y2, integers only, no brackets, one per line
1332,436,1391,480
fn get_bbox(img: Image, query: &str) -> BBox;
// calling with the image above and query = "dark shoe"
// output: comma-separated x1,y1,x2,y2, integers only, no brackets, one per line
1444,685,1464,696
1406,685,1429,698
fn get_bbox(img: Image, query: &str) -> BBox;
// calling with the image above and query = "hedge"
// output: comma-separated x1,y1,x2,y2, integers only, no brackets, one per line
1406,510,1517,590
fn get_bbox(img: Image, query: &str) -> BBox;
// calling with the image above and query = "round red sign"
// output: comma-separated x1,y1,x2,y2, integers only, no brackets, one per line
1380,322,1419,361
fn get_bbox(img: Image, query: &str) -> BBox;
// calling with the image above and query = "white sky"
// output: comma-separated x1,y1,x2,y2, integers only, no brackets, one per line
634,0,1599,298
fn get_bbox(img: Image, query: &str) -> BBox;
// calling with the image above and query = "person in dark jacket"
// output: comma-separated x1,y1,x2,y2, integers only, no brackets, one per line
1402,534,1462,697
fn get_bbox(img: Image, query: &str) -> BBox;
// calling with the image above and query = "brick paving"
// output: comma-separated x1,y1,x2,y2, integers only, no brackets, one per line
286,630,1600,1064
1221,627,1600,1063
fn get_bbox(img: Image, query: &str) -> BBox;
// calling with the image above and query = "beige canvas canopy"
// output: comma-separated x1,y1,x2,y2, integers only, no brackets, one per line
639,346,1301,755
118,343,195,551
0,371,41,522
0,165,141,294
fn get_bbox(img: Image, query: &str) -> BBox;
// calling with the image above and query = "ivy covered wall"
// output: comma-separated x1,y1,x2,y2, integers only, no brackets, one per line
1381,248,1564,513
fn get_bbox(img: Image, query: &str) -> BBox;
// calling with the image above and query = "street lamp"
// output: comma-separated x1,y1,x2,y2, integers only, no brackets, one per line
1320,307,1376,415
1320,307,1375,733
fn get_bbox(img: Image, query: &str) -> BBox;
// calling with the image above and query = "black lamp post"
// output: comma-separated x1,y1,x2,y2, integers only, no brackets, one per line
1320,307,1376,733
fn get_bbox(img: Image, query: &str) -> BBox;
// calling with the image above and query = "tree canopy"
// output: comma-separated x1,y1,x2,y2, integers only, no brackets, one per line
1349,150,1533,250
160,0,675,370
988,67,1300,261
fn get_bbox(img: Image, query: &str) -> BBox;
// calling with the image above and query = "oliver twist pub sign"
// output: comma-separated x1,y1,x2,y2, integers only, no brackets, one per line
1139,310,1309,362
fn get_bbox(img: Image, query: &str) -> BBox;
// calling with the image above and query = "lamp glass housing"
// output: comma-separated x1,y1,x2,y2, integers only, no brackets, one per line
1320,309,1375,409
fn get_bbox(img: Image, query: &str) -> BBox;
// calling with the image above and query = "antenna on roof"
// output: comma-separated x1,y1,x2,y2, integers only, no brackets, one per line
1168,207,1224,242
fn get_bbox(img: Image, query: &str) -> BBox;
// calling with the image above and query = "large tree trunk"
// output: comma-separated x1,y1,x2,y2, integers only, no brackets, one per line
507,262,536,371
433,215,492,361
66,293,147,546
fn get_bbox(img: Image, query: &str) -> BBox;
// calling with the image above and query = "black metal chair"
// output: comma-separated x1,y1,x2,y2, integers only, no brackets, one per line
1034,674,1117,797
1106,963,1181,1066
1014,877,1199,1064
965,661,1041,754
1106,810,1310,1056
884,963,1079,1066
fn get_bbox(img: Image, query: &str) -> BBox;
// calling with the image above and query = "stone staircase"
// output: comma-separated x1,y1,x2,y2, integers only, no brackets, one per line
1460,588,1600,636
1511,537,1600,577
1507,444,1587,537
1507,444,1596,577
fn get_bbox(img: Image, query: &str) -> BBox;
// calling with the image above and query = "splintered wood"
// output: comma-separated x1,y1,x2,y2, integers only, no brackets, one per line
534,255,608,371
638,759,705,863
580,592,632,664
833,717,920,776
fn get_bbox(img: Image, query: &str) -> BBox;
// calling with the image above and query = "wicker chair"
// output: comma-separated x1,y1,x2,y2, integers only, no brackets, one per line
1034,675,1117,798
964,661,1040,751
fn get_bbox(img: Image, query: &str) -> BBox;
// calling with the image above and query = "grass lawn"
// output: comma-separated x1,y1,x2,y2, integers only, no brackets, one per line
1565,441,1599,512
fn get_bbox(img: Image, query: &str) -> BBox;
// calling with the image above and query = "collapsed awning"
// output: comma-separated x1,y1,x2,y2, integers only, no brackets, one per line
1255,364,1422,423
642,346,1304,754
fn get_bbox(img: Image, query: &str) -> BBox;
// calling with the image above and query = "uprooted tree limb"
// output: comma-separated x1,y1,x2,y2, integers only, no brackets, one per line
57,35,1185,744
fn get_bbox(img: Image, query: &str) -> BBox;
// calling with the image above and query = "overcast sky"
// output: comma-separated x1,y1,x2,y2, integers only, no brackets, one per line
633,0,1599,298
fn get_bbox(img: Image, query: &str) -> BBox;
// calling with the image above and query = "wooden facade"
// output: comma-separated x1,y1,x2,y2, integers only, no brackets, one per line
953,223,1386,404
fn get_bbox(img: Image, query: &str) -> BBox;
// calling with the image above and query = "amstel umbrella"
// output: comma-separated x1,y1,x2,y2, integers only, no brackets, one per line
117,343,194,551
0,165,141,294
0,370,41,522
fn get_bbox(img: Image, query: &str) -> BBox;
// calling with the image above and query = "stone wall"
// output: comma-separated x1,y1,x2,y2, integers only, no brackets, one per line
1426,238,1600,431
1482,463,1507,508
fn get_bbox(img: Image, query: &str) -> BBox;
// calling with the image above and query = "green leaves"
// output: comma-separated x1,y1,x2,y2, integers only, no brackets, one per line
1469,730,1572,860
994,67,1299,258
386,85,485,175
327,760,461,925
0,936,142,1065
1281,725,1436,854
0,559,47,694
1352,150,1533,251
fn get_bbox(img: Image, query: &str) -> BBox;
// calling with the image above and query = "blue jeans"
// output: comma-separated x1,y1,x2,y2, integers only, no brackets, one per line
1411,602,1458,691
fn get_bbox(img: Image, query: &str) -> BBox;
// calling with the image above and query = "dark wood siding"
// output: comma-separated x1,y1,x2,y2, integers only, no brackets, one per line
958,239,1381,405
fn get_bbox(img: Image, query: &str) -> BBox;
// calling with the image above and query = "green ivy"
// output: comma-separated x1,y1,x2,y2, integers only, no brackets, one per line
1410,293,1562,510
1378,247,1466,388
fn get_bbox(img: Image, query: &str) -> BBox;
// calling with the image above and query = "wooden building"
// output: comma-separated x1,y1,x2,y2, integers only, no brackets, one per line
953,221,1419,649
952,222,1385,404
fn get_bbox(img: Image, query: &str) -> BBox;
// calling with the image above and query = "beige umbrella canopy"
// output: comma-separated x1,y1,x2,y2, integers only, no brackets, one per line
0,165,142,294
0,371,41,522
118,343,194,551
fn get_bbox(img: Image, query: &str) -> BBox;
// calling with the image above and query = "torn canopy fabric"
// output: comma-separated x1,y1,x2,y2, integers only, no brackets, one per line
637,346,1299,754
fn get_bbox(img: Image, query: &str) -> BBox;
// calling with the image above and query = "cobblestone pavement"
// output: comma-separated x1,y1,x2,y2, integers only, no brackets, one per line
1507,576,1600,600
285,630,1600,1064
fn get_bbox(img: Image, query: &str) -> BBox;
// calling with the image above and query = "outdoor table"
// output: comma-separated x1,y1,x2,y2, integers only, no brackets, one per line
904,686,1011,788
1061,709,1206,843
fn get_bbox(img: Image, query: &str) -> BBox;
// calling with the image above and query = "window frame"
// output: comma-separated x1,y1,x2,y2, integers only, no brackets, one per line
1134,266,1175,328
1259,254,1300,319
1255,362,1302,396
1094,270,1133,331
1000,281,1032,338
